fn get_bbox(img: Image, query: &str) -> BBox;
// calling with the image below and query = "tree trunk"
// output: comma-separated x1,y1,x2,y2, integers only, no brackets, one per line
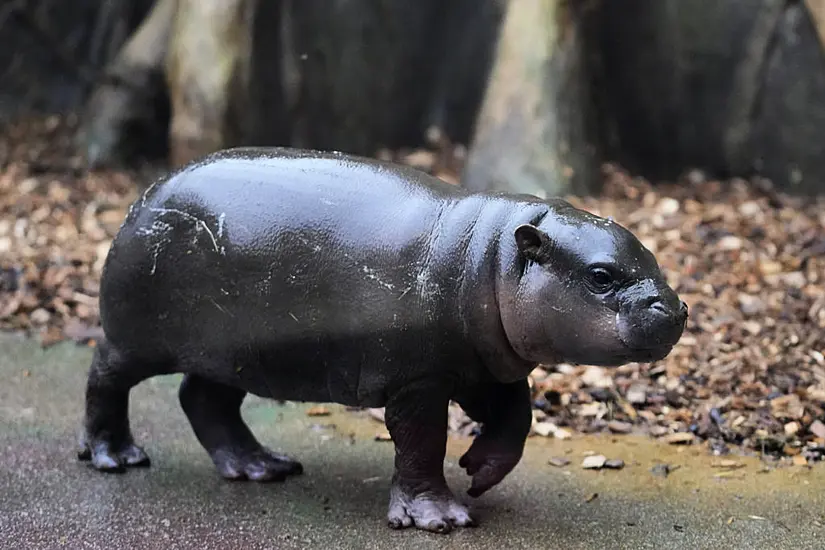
461,0,603,198
77,0,176,169
595,0,825,194
283,0,503,155
286,0,444,155
0,0,154,120
803,0,825,50
422,0,504,146
164,0,258,167
72,0,501,169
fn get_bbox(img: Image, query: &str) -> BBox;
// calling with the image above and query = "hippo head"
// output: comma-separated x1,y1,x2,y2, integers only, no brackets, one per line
500,205,688,368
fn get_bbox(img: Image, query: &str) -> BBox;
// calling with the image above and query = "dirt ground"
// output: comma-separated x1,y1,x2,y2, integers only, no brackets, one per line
2,114,824,469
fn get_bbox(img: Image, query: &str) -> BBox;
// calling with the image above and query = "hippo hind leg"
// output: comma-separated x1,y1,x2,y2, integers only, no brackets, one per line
78,339,164,472
178,374,303,482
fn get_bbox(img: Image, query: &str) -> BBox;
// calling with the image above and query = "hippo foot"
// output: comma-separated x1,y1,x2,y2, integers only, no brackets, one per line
459,437,522,498
387,482,476,534
78,438,151,473
212,447,303,482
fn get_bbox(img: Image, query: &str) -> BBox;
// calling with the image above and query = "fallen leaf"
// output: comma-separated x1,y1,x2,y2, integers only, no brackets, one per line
810,420,825,439
712,459,744,469
625,385,647,405
306,406,331,417
367,408,385,423
604,458,625,469
661,432,695,445
582,455,607,469
770,394,805,420
548,457,570,468
607,420,632,434
650,463,674,478
713,471,744,479
554,428,572,440
533,421,558,437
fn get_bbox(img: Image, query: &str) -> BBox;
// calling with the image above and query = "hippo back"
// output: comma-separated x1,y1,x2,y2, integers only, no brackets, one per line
98,148,497,401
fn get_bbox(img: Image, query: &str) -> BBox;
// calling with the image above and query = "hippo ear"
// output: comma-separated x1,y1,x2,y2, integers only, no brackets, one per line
514,224,552,263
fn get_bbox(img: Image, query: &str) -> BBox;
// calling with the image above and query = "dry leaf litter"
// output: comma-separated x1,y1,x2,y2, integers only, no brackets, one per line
3,115,825,466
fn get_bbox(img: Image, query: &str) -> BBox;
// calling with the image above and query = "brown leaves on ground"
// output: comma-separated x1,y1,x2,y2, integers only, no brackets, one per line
527,167,825,464
2,115,825,463
0,115,139,346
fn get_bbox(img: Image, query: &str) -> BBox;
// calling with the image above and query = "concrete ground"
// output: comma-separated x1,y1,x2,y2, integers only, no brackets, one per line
1,333,823,550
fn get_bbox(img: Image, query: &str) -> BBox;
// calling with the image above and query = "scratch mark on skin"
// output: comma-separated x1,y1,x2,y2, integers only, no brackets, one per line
295,234,322,253
136,220,174,237
362,266,395,291
414,267,442,299
208,297,234,317
288,311,300,323
255,274,274,295
136,220,174,275
149,207,222,254
140,178,163,207
148,243,161,275
217,212,226,238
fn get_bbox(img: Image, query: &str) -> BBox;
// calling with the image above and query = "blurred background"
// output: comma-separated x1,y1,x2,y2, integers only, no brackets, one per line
1,0,825,466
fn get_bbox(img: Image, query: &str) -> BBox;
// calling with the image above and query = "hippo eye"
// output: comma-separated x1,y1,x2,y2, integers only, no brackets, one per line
587,266,615,293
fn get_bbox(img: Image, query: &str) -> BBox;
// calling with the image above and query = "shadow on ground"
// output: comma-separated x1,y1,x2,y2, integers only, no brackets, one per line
1,333,823,549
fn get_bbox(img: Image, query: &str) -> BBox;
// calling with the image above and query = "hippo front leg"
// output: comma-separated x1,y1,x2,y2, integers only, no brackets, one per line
455,379,532,497
384,378,476,534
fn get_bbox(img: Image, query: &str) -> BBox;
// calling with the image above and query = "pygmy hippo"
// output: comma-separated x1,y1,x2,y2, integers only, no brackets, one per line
78,147,688,534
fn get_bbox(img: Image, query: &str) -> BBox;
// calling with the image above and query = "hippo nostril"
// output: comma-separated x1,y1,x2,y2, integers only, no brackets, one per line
649,300,668,316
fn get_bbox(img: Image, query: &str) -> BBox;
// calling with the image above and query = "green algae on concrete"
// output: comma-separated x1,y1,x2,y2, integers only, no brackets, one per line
0,333,823,549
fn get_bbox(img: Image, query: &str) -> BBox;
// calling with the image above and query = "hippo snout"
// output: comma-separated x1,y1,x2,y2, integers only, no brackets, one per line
649,299,688,325
650,299,688,344
617,292,688,357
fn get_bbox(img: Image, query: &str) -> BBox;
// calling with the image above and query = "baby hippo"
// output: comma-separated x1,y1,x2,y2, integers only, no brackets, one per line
78,147,688,534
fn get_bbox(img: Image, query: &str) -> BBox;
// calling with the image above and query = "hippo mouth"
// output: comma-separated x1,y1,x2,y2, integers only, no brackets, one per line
620,343,675,363
615,310,685,363
616,331,676,363
567,343,674,368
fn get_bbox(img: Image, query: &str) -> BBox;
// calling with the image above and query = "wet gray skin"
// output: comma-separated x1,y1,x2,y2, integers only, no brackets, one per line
77,147,688,534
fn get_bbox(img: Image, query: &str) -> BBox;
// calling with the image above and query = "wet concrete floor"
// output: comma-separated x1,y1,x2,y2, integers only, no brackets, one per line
1,333,823,549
